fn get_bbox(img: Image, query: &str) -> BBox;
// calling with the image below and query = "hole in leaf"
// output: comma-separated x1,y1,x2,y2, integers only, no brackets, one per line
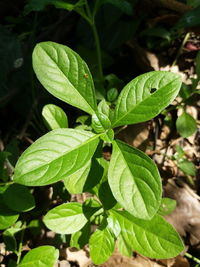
150,88,157,93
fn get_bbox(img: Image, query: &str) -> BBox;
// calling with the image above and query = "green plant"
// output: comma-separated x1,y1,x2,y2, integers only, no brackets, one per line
7,41,185,265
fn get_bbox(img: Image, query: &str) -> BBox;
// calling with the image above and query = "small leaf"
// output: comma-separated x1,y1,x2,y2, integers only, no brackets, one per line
89,223,115,264
178,159,196,176
70,223,91,249
3,184,35,212
108,140,162,219
107,88,118,102
44,202,88,234
176,112,197,137
19,246,59,267
112,71,181,127
14,129,99,186
111,210,184,259
158,198,176,216
42,104,68,130
33,42,97,114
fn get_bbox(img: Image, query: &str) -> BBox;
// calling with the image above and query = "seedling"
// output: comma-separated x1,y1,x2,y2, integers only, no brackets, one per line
12,41,184,265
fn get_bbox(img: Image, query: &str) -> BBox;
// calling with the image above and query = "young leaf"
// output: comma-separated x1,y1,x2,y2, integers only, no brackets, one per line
3,184,35,212
32,42,97,115
111,210,184,259
178,159,196,176
112,71,181,127
70,223,91,249
108,140,162,219
43,202,88,234
42,104,68,130
158,198,176,216
19,246,59,267
89,224,115,264
176,112,197,137
13,129,99,186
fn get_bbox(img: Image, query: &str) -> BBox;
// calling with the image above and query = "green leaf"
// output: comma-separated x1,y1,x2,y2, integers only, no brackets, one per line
102,0,133,15
111,210,184,259
3,184,35,212
24,0,85,15
107,88,118,102
42,104,68,130
187,0,200,7
89,223,115,264
178,159,196,176
108,140,162,219
176,6,200,28
70,222,91,249
19,246,59,267
0,189,19,230
176,112,197,137
112,71,181,127
32,42,97,115
158,198,176,216
43,202,88,234
64,160,91,194
117,234,132,257
3,226,21,252
13,129,99,186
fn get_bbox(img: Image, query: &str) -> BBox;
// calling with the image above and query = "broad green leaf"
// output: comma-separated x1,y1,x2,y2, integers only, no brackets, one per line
176,112,197,137
64,160,91,194
3,184,35,212
112,71,181,127
70,222,91,249
14,129,99,186
42,104,68,130
43,202,88,234
19,246,59,267
111,210,184,259
178,159,196,176
108,140,162,219
158,198,176,216
89,224,115,264
33,42,97,115
118,234,132,257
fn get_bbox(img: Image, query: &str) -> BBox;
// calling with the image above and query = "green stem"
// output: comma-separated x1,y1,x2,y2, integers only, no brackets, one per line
172,32,190,66
85,0,104,82
185,252,200,264
17,224,26,265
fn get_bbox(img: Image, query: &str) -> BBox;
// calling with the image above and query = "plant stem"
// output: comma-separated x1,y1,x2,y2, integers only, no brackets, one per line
85,0,104,82
172,32,190,66
17,224,26,265
185,252,200,264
